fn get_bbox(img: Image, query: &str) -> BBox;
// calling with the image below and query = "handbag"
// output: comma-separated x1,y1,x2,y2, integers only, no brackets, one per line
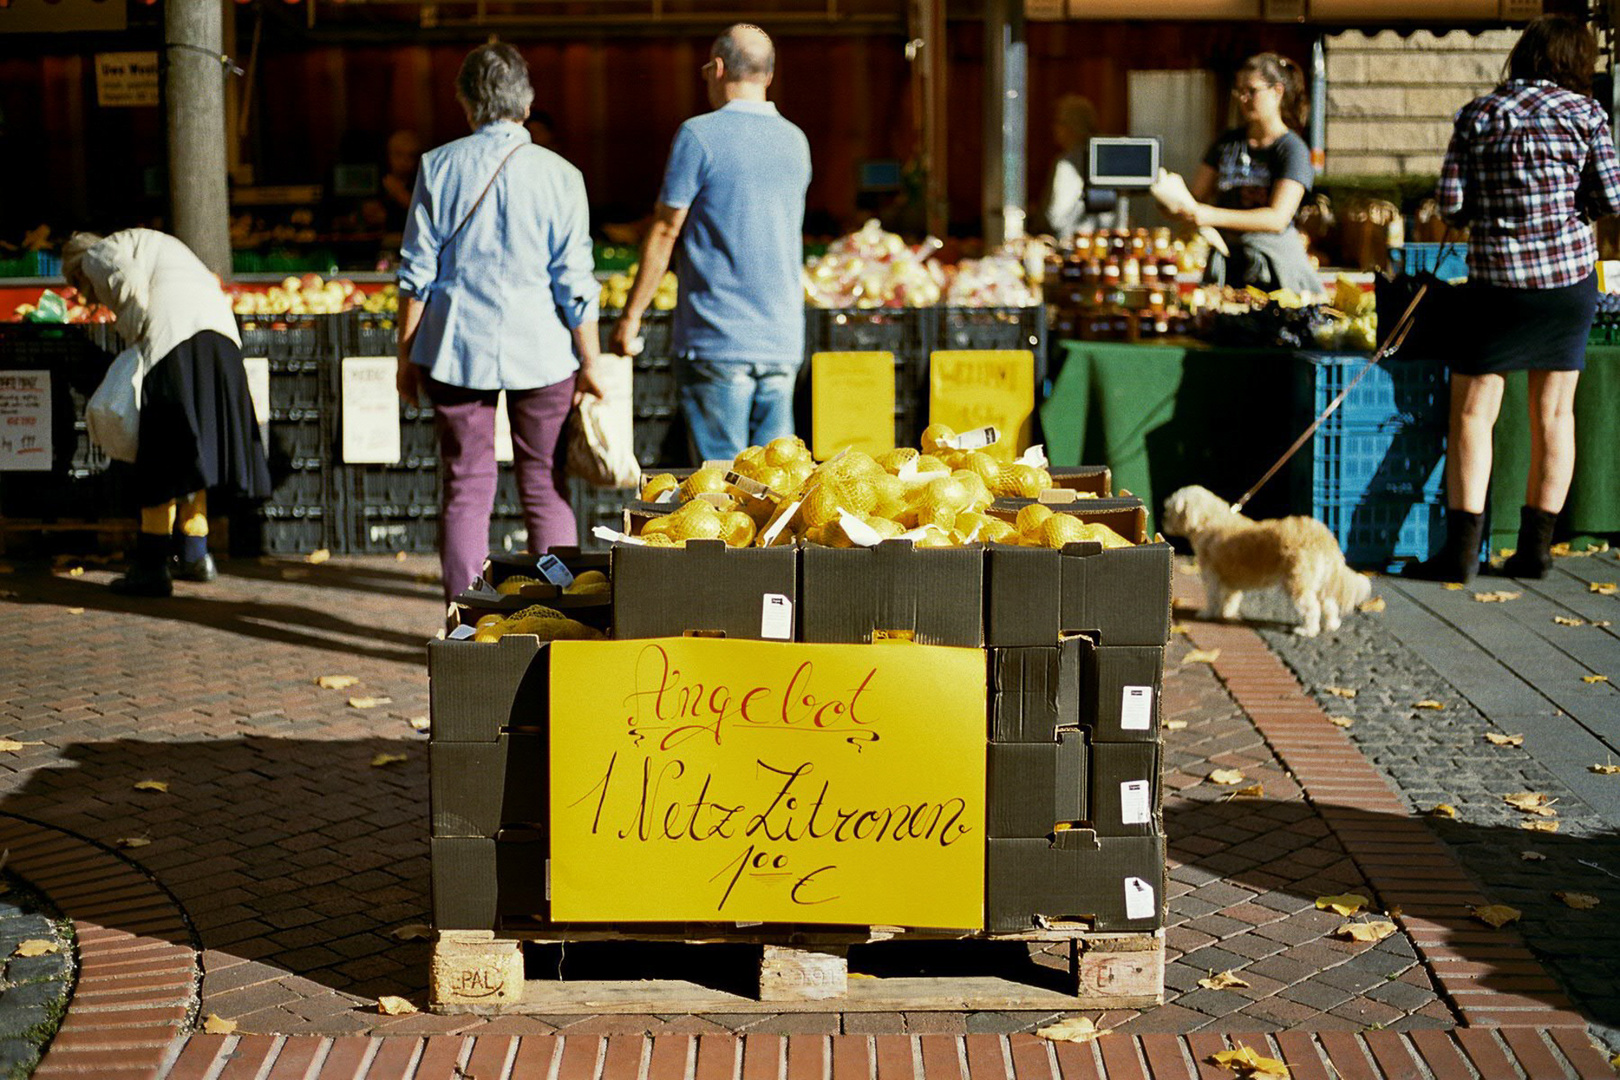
1375,234,1466,362
565,353,640,489
85,347,142,463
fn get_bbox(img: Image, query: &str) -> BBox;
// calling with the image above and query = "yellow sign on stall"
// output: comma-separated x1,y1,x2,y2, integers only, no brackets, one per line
548,638,987,928
811,351,896,460
928,350,1036,461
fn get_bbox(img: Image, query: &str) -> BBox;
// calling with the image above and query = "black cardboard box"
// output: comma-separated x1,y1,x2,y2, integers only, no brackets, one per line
800,540,983,646
448,592,612,634
611,539,798,641
990,638,1164,743
427,637,548,742
430,732,547,838
986,829,1165,933
987,731,1087,837
1048,465,1112,496
1089,742,1161,836
481,549,612,598
431,831,548,930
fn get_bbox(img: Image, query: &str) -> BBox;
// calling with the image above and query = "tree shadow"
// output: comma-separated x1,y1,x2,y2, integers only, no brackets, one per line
218,556,441,605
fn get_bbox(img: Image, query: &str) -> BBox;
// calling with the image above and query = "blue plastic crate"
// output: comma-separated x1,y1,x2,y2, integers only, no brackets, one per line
1392,243,1468,281
1308,419,1447,503
1317,495,1448,569
1299,352,1448,429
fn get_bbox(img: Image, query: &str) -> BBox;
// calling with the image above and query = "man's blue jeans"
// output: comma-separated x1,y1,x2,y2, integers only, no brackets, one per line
675,356,800,463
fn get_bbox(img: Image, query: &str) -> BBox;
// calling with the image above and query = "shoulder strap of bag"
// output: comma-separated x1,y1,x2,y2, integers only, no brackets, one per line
442,142,526,250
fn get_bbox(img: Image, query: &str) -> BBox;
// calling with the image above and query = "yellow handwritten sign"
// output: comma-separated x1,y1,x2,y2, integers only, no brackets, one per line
548,638,986,928
928,350,1036,461
811,351,896,461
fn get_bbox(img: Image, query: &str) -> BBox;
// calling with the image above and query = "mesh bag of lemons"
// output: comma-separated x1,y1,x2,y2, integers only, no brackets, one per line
633,426,1132,550
492,569,610,597
469,603,606,643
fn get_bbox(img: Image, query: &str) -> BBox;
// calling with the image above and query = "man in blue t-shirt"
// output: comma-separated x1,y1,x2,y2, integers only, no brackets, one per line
610,23,812,463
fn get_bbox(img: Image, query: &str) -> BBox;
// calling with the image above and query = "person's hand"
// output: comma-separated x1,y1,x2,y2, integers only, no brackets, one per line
572,358,606,408
607,313,641,357
397,358,422,406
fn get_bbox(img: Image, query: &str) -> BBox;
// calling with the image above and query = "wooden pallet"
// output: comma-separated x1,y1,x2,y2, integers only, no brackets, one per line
429,927,1164,1014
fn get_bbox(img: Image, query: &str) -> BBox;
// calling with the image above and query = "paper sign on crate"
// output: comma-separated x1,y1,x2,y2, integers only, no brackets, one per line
811,351,896,461
549,638,987,928
341,357,402,465
928,350,1035,462
0,370,52,472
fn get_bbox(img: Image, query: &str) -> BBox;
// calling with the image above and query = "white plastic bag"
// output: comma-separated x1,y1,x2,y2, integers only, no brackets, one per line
86,347,142,463
566,353,639,488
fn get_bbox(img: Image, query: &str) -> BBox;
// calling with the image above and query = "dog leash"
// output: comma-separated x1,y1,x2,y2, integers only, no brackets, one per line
1230,282,1430,516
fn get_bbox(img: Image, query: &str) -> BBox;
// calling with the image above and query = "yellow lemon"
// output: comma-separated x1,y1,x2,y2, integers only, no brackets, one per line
785,460,815,492
981,518,1019,544
474,613,505,631
765,435,809,467
994,463,1045,499
562,570,609,595
1078,521,1134,549
913,453,949,475
641,473,679,501
640,533,676,547
920,422,957,453
877,447,919,473
962,451,1000,485
734,445,768,475
862,515,906,539
509,604,567,620
1038,515,1089,549
667,511,724,543
800,485,845,528
952,469,993,509
721,510,756,547
1016,503,1054,536
677,466,729,501
953,510,995,542
754,465,791,494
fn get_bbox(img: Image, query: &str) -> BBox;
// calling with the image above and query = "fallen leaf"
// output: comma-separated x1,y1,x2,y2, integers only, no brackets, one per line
1184,648,1221,665
1555,891,1599,910
1612,1051,1620,1070
1336,919,1397,943
66,607,84,615
407,715,431,732
1036,1016,1109,1044
1359,596,1386,613
1232,783,1265,799
348,696,393,710
1553,616,1586,627
847,972,877,980
1443,582,1465,590
1428,803,1457,818
371,752,408,768
1324,686,1358,699
395,550,408,562
133,780,169,793
1165,719,1188,731
1485,733,1525,747
1171,624,1190,635
1522,820,1561,833
13,940,59,957
1589,762,1620,775
1473,590,1521,603
315,675,360,690
113,837,150,849
202,1015,237,1035
1414,700,1445,710
66,566,84,578
1208,1045,1291,1078
389,924,434,941
415,572,437,585
1471,904,1522,928
1520,851,1546,861
1590,582,1618,595
1595,621,1615,628
1198,970,1252,990
307,549,331,565
1504,792,1558,816
0,740,43,753
1316,893,1370,916
1327,715,1354,728
1582,674,1610,684
1208,768,1247,786
376,995,418,1016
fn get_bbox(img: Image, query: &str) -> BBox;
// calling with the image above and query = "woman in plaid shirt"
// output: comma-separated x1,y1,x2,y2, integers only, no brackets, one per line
1410,15,1620,583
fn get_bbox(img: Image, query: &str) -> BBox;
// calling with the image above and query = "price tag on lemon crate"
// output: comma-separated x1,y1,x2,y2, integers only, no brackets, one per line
928,350,1035,462
811,351,896,461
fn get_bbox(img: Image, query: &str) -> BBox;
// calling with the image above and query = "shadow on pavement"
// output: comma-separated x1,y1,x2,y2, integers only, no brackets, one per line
218,557,442,604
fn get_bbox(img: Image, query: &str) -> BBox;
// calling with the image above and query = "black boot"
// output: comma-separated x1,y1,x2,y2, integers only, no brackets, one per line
1402,509,1484,584
172,533,217,583
1501,506,1558,579
111,533,174,597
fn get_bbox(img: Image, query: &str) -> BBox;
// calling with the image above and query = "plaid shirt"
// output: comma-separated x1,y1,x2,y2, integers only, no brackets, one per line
1438,80,1620,289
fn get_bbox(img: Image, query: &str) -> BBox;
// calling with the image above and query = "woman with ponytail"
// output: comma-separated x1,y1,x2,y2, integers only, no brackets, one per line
1182,53,1320,295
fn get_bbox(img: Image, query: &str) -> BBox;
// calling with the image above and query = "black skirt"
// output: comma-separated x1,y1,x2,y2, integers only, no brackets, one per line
1453,273,1597,376
135,330,272,507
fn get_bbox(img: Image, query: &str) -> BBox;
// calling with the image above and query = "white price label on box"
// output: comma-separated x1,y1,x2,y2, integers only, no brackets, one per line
761,593,794,640
1124,876,1156,921
1120,686,1155,731
1119,780,1152,826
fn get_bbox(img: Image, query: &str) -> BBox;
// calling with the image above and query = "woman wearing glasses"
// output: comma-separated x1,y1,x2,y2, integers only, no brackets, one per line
1180,53,1320,296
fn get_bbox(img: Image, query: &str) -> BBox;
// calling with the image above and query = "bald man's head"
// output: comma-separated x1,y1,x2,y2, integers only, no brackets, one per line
711,23,774,84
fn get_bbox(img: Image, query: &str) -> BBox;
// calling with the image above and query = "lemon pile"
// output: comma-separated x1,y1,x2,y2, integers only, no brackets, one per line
495,569,610,596
632,427,1129,550
470,604,605,643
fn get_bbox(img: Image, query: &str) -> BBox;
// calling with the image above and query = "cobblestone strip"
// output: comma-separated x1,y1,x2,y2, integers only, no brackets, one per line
1182,620,1592,1033
155,1030,1620,1079
0,813,199,1079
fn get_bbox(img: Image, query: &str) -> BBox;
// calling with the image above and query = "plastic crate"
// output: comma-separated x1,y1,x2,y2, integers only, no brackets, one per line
237,314,340,363
346,504,438,554
1297,352,1448,430
335,313,398,360
599,311,673,360
244,504,332,556
569,477,635,551
1391,243,1468,281
1317,495,1451,569
1302,419,1447,504
632,358,679,419
633,414,687,468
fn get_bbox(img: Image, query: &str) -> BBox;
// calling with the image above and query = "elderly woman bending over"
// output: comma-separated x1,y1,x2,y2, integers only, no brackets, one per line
64,229,271,597
397,42,603,602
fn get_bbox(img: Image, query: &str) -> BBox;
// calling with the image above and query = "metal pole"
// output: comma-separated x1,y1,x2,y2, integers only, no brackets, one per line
982,0,1027,245
913,0,947,238
165,0,233,276
1309,35,1327,174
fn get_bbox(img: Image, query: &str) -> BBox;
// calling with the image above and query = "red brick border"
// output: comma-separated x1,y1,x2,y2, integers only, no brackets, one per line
0,813,200,1079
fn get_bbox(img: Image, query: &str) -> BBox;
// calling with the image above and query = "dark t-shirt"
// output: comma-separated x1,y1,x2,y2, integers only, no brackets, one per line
1202,127,1314,211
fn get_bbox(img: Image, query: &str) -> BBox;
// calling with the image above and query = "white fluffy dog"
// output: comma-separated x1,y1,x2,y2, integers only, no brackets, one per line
1160,485,1372,638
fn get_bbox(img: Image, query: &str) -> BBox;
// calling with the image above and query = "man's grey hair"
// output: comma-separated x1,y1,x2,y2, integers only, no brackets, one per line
62,232,104,299
456,43,535,126
711,24,774,83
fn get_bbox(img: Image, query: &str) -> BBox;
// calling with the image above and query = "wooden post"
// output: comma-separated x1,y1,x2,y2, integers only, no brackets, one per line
430,931,526,1009
165,0,233,276
911,0,948,238
982,0,1027,245
758,944,849,1001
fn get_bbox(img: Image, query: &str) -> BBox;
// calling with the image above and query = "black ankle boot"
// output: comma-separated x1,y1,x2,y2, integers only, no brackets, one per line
172,534,217,583
112,533,174,597
1403,509,1484,584
1501,506,1557,579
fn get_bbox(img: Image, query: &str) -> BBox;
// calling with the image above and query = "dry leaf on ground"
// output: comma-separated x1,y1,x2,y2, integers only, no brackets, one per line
1428,804,1457,818
1359,596,1386,613
1522,820,1561,833
1327,716,1354,728
307,549,331,564
113,837,150,849
1472,904,1522,928
407,716,431,732
1473,590,1521,603
1485,733,1525,747
1336,919,1397,943
202,1015,237,1035
1231,783,1265,799
65,567,84,578
1590,762,1620,775
1198,970,1251,990
389,924,434,941
1316,893,1370,916
1590,582,1618,595
1582,674,1610,684
1037,1017,1109,1044
132,780,169,793
1208,768,1247,786
1207,1045,1290,1079
1553,616,1587,627
0,740,43,753
66,607,84,615
1324,686,1358,699
13,940,58,957
376,995,418,1016
395,550,408,562
348,696,393,710
1165,719,1189,731
371,752,408,768
1520,851,1546,861
1184,649,1221,665
1555,891,1600,910
1443,583,1466,590
315,675,360,690
1504,792,1558,816
1171,624,1191,635
1414,700,1445,710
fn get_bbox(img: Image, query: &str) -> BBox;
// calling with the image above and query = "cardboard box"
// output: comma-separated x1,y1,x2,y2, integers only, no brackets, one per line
1048,465,1112,496
800,540,983,646
1089,742,1161,836
430,732,547,838
985,504,1172,646
481,549,611,599
431,831,549,930
611,539,798,640
448,592,612,634
427,637,548,742
985,830,1165,933
989,638,1163,743
987,731,1087,837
